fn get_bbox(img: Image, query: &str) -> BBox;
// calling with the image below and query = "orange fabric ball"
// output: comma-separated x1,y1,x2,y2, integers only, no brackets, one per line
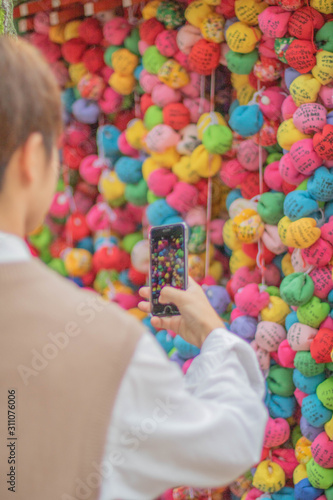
189,39,221,76
163,103,191,130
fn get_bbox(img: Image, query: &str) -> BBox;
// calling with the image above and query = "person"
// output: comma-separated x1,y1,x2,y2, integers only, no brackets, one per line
0,36,267,500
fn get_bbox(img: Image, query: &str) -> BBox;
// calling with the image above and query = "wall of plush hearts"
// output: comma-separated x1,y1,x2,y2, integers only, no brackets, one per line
20,0,333,498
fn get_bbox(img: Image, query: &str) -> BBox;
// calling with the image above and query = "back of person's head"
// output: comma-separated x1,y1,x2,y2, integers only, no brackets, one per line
0,36,63,232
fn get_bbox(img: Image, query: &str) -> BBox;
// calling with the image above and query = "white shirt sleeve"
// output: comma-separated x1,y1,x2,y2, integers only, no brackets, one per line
98,328,268,500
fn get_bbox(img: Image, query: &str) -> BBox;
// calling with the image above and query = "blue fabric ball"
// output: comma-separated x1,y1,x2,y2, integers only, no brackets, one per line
76,237,94,254
302,394,333,427
162,215,184,225
266,394,296,419
272,487,295,500
229,104,264,137
285,311,299,331
97,125,122,161
293,369,326,394
226,189,242,210
115,157,143,184
156,330,175,354
146,199,178,226
284,191,318,221
174,335,200,360
294,478,323,500
142,316,157,335
308,167,333,203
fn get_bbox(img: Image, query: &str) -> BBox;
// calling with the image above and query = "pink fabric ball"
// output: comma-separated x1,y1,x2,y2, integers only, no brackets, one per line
145,125,180,152
279,153,308,185
277,339,296,368
98,87,122,114
289,138,323,175
237,139,268,171
293,103,327,134
155,30,178,58
86,203,113,232
177,25,202,55
234,283,270,317
183,97,210,123
287,323,318,351
79,155,108,186
166,182,199,213
281,95,298,120
181,72,201,98
139,70,160,94
147,168,178,197
118,133,139,157
103,17,131,45
259,87,286,121
151,84,182,107
264,161,284,191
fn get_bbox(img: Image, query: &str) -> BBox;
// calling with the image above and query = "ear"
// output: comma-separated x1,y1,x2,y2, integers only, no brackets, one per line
19,132,45,185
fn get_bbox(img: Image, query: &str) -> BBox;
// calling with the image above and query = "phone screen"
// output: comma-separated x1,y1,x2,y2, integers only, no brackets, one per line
150,223,187,316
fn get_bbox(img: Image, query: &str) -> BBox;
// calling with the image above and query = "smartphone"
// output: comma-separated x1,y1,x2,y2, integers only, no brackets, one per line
149,223,188,317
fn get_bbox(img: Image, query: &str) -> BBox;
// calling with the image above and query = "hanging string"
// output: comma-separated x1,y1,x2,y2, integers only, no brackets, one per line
205,71,216,277
256,79,266,287
198,75,206,116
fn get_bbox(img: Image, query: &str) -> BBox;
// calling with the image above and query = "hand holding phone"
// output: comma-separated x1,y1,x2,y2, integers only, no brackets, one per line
149,223,188,317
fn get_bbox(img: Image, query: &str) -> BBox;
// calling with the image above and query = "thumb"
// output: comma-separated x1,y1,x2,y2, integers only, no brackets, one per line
159,286,185,306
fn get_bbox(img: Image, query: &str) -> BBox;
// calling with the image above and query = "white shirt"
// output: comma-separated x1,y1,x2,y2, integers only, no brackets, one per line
0,231,268,500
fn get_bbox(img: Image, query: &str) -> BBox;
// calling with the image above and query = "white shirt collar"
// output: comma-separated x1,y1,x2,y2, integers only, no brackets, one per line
0,231,31,263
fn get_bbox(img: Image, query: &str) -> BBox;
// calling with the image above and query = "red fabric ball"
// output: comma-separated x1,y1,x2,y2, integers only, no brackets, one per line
63,144,85,170
139,18,164,45
288,6,324,40
242,243,276,264
92,246,131,273
65,212,90,243
278,0,304,10
128,267,147,286
313,124,333,161
310,328,333,363
163,102,191,130
282,180,296,195
189,39,221,76
50,239,68,259
61,38,87,64
216,0,235,18
114,109,135,132
78,17,103,45
240,172,269,199
81,270,96,287
82,46,105,73
141,94,153,115
285,39,316,73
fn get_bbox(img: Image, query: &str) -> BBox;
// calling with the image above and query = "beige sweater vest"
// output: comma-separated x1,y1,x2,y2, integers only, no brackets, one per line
0,259,144,500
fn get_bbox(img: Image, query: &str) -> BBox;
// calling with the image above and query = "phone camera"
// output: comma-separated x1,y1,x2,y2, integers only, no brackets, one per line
164,306,172,314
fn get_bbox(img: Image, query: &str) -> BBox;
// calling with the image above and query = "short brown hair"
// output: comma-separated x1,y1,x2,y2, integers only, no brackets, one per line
0,36,62,188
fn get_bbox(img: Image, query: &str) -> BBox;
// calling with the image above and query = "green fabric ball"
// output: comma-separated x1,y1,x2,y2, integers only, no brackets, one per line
104,46,122,67
94,270,119,293
29,226,53,251
226,49,259,75
316,23,333,52
56,179,66,192
48,258,68,277
267,365,295,397
297,296,330,328
307,458,333,490
39,247,52,264
202,125,233,154
122,94,134,110
266,152,283,164
124,28,140,56
296,179,309,191
266,286,280,297
294,351,326,377
280,272,314,306
326,486,333,500
156,0,185,29
147,190,162,204
144,105,164,130
188,225,206,254
291,425,302,448
142,46,168,75
327,362,333,371
121,232,143,253
125,179,148,206
317,377,333,410
257,192,285,224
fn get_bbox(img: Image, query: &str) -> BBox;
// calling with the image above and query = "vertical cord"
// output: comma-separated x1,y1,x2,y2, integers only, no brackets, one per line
205,71,216,277
256,80,265,286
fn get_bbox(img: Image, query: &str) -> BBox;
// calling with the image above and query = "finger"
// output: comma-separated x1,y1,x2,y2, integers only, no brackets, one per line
159,286,185,305
150,315,179,333
138,301,152,313
139,287,150,299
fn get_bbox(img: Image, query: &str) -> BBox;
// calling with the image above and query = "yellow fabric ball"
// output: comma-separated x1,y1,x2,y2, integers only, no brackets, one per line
261,296,291,325
142,0,162,19
190,145,222,178
278,216,321,249
295,437,312,465
200,13,225,43
289,74,322,106
151,147,181,168
232,208,264,243
49,24,66,44
64,20,82,41
294,463,308,484
98,171,125,202
64,249,92,277
172,156,201,184
112,49,139,76
109,72,136,96
277,119,311,151
235,0,267,26
252,460,286,493
281,253,294,277
226,22,261,53
223,219,243,251
125,120,147,150
310,0,333,13
69,63,88,86
197,112,228,140
312,50,333,86
229,249,256,274
142,158,160,181
185,0,213,28
158,59,190,89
